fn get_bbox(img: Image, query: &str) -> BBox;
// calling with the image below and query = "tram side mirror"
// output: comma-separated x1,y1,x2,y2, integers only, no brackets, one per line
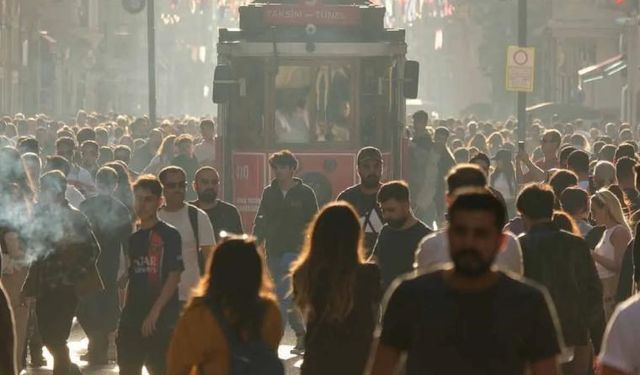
403,60,420,99
212,64,235,104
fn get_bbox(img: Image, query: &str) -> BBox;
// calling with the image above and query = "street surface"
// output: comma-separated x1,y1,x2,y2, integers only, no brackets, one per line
26,320,302,375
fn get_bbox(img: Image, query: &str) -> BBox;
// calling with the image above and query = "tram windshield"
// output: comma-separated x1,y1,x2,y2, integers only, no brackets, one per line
273,62,354,145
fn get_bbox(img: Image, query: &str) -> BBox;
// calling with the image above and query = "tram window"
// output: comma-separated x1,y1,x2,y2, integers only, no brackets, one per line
274,64,353,144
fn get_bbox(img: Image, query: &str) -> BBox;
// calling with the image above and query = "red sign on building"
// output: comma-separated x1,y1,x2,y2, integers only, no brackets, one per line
263,4,362,26
232,153,267,229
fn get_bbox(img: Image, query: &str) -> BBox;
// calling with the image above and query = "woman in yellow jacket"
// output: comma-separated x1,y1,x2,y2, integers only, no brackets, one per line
167,236,283,375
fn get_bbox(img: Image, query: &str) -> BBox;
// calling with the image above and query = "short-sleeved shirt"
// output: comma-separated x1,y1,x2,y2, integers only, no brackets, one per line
415,230,523,275
337,185,383,251
372,221,432,289
600,295,640,374
380,271,561,375
120,221,184,330
159,205,215,301
192,200,244,242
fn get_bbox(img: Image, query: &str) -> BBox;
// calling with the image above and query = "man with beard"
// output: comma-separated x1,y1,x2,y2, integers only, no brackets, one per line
518,183,604,375
367,190,561,375
191,167,243,241
337,147,385,253
370,181,431,290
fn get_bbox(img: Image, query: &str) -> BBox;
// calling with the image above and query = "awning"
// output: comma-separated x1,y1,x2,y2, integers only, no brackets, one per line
578,54,627,84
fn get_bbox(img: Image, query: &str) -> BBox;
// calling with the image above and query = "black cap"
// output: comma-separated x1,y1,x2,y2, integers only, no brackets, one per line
357,146,383,164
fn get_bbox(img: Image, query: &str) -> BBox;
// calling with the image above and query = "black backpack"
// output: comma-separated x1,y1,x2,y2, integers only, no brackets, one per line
206,302,284,375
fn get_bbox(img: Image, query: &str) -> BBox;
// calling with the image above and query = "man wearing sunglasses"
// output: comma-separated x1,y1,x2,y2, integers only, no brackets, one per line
158,166,215,307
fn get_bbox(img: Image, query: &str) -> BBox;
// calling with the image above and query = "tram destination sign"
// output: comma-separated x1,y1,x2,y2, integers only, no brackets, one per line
263,4,362,26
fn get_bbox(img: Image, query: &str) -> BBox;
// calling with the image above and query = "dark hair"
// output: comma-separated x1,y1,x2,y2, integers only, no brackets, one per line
40,170,67,196
377,180,410,203
291,202,364,322
45,155,71,176
96,166,118,191
543,129,562,145
448,190,507,232
77,127,96,145
560,187,589,216
412,110,429,124
175,134,194,147
548,169,578,198
559,146,577,165
114,145,131,162
17,137,39,155
268,149,298,170
517,183,555,220
56,136,76,150
81,140,99,152
200,119,215,131
552,210,579,235
132,174,163,197
600,144,616,162
615,144,636,161
567,150,589,175
435,126,450,139
446,164,487,193
197,236,274,339
158,166,186,184
98,146,114,165
616,156,637,182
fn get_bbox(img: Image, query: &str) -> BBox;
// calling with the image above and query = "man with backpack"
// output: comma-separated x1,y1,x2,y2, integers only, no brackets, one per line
158,166,215,306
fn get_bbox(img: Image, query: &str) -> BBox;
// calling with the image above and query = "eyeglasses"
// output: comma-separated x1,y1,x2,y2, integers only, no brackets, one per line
164,181,187,189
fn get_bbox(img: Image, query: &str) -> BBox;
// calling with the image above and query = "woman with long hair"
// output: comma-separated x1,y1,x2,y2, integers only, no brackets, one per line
167,236,283,374
143,135,176,175
0,146,34,373
591,189,632,319
291,202,381,375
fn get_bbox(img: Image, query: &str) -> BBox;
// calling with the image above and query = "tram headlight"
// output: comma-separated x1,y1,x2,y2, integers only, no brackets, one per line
305,24,317,36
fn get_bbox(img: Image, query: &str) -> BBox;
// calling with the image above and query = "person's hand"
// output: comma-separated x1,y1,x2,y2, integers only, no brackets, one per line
141,306,161,337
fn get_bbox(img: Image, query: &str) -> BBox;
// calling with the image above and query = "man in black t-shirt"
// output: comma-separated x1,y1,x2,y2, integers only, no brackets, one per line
337,147,385,252
191,167,243,241
117,175,183,375
368,190,561,375
371,181,431,290
78,167,132,365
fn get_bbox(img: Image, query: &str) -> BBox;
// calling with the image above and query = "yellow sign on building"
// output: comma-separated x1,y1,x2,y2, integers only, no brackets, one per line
506,46,535,92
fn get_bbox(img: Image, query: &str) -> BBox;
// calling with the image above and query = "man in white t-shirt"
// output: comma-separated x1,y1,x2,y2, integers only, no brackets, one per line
599,295,640,375
158,166,215,302
414,164,523,275
194,119,216,167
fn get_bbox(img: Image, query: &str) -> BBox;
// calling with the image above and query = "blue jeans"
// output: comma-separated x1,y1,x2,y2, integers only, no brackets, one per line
267,252,305,336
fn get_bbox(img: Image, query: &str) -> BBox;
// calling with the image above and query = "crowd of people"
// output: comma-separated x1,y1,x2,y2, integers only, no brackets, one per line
0,108,639,375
